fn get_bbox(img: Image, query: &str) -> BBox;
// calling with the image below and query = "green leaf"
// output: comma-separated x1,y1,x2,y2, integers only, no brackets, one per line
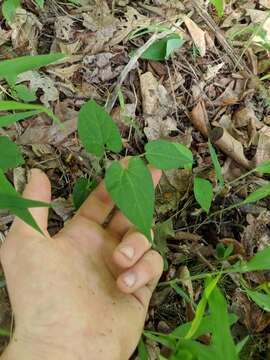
72,177,97,210
210,0,224,17
0,110,40,128
0,327,10,337
236,336,249,355
34,0,44,7
105,157,154,239
78,99,122,157
0,169,49,234
243,247,270,272
13,84,37,102
208,287,238,359
245,289,270,311
145,140,193,170
0,101,60,124
0,136,24,171
165,36,185,59
243,183,270,205
193,177,214,213
0,194,50,209
223,243,234,259
172,313,238,340
2,0,20,24
138,338,149,360
0,53,65,85
255,160,270,174
140,34,185,61
208,140,224,188
185,275,220,340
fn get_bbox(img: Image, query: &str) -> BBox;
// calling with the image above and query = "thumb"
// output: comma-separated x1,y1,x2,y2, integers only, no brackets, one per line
11,169,51,236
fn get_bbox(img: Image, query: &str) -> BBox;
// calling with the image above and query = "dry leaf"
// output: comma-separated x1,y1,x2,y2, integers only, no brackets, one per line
17,71,59,107
18,119,77,146
55,16,75,42
242,213,270,258
52,197,74,222
0,29,11,47
83,53,124,84
211,127,252,169
140,72,178,140
246,9,270,45
190,101,209,137
254,130,270,167
204,63,224,81
233,290,270,333
260,0,270,8
184,17,206,56
10,8,42,52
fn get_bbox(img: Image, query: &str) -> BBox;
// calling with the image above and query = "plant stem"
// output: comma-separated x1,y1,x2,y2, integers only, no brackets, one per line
159,267,242,287
227,168,256,188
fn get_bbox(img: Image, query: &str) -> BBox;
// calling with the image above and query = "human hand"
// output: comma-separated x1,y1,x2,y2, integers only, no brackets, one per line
0,166,163,360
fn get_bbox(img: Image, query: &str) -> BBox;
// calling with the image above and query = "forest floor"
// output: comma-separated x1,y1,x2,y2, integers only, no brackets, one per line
1,0,270,359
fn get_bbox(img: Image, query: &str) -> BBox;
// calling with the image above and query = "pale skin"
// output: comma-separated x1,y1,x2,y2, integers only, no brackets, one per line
0,166,163,360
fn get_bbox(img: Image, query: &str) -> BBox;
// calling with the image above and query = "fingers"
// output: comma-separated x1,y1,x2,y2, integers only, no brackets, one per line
106,166,162,237
75,181,114,224
10,169,51,236
113,230,151,268
116,250,163,294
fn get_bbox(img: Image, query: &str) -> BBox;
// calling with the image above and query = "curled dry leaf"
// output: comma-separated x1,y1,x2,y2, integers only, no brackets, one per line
210,127,252,169
190,101,209,137
214,81,241,106
184,17,206,56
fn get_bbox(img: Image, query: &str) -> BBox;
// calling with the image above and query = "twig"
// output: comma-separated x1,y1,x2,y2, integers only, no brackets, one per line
106,32,170,113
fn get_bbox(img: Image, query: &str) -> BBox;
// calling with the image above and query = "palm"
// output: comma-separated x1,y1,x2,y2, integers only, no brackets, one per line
0,168,163,360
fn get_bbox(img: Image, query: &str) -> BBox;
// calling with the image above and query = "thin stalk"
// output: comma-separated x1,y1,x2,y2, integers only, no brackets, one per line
159,267,243,287
227,168,256,188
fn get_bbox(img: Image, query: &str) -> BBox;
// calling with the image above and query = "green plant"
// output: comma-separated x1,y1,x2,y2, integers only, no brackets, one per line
130,34,185,61
0,53,66,232
210,0,224,18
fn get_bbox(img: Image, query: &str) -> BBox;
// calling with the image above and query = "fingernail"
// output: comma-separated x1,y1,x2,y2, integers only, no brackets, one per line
119,246,134,260
123,272,136,287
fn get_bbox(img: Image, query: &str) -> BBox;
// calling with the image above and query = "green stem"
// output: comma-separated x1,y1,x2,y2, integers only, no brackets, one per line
159,267,242,287
226,168,256,188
